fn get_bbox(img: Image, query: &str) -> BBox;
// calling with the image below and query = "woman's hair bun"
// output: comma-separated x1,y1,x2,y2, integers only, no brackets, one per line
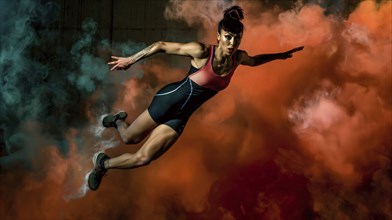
218,5,244,33
223,5,244,21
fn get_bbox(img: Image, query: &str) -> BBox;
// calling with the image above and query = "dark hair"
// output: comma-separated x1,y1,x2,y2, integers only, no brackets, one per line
218,6,244,34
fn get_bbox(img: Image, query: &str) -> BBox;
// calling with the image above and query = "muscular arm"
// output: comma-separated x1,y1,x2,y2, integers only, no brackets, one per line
131,41,207,62
128,42,160,63
238,46,304,67
108,41,208,71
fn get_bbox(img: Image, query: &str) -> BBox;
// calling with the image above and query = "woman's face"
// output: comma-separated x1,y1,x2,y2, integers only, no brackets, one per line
217,29,243,56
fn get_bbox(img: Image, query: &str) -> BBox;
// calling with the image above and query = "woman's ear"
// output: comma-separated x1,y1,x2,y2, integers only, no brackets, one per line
217,32,220,42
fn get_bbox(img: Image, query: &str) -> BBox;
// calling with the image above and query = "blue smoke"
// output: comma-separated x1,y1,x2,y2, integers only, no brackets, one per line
0,0,144,169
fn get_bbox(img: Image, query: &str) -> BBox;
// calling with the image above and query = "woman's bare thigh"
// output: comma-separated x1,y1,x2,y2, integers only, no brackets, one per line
123,109,158,143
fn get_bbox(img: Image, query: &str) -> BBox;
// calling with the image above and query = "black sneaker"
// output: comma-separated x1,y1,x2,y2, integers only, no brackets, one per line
102,111,128,128
88,152,110,191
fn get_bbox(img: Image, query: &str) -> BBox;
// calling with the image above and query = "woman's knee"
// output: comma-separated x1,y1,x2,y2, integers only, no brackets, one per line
133,153,151,166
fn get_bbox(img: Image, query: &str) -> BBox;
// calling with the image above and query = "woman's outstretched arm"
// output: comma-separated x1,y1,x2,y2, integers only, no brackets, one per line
108,41,208,71
238,46,304,67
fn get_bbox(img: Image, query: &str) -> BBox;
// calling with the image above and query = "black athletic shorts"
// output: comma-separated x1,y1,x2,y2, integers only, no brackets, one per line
148,77,217,134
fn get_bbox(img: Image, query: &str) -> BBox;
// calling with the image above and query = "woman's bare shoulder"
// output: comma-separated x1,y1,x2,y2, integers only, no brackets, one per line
185,42,210,58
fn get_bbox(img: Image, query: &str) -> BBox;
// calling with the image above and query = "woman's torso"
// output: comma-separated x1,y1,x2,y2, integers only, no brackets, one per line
188,45,238,91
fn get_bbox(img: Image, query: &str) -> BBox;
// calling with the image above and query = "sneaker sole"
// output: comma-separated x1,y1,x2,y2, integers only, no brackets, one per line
87,152,104,191
92,151,103,168
85,170,93,190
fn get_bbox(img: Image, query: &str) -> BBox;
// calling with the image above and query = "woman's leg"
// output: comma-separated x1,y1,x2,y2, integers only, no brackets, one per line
105,124,179,169
115,110,158,144
87,124,179,190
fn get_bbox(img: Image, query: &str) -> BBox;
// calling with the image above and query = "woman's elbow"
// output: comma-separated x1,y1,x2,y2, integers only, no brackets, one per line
155,41,166,51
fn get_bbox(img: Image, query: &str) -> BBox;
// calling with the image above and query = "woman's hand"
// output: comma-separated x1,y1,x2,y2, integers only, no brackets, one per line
280,46,304,59
108,56,135,71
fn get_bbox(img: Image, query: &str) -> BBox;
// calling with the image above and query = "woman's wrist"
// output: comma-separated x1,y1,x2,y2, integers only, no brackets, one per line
128,56,134,64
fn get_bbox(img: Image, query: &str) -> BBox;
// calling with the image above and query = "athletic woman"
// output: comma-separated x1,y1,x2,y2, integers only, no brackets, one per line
88,6,303,190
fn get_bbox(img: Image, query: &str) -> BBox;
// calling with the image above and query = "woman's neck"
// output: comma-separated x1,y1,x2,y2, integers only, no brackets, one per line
214,45,230,64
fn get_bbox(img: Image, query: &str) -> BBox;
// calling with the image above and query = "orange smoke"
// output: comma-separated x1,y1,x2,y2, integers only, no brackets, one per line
1,1,391,220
